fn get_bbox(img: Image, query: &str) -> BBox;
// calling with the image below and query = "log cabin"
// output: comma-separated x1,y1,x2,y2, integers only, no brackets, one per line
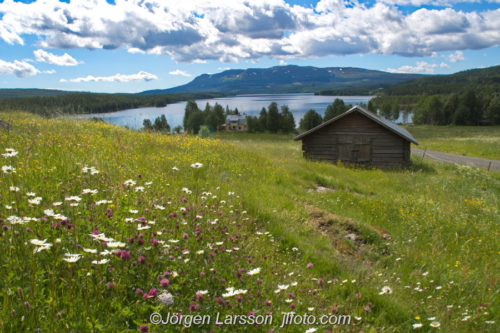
293,105,419,167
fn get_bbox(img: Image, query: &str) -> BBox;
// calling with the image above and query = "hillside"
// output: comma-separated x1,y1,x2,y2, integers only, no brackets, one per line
141,65,427,95
381,65,500,95
0,88,90,99
1,111,499,332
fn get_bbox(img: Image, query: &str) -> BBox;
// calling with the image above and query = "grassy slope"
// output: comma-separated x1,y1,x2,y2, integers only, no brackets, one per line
0,114,499,332
407,125,500,160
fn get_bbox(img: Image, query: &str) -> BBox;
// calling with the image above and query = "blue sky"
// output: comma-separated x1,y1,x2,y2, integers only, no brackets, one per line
0,0,499,93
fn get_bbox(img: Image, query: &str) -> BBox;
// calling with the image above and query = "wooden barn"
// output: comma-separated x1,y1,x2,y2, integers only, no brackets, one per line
293,105,419,167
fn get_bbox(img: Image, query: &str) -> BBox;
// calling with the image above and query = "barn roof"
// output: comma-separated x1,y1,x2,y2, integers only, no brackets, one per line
293,105,419,145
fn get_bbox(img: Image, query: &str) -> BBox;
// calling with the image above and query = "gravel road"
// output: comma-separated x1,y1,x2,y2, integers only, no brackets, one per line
411,148,500,171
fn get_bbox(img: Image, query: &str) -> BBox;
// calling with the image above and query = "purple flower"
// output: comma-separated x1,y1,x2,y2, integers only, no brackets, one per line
160,279,170,287
307,263,313,268
139,326,149,332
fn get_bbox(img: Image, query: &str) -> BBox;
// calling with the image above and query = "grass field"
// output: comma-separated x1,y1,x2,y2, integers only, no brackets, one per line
1,113,499,332
407,125,500,160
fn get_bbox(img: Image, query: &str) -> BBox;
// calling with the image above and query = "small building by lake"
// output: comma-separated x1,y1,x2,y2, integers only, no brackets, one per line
293,105,418,167
220,115,248,132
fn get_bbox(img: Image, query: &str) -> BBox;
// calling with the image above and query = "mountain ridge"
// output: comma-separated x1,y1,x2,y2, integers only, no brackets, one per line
140,65,429,95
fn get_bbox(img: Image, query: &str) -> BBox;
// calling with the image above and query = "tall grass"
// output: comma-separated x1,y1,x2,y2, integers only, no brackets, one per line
407,125,500,160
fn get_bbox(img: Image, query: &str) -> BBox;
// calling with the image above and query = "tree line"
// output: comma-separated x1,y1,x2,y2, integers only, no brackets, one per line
183,101,241,134
0,92,225,117
372,89,500,125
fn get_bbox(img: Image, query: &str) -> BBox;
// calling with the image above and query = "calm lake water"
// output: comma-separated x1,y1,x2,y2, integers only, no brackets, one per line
74,94,372,130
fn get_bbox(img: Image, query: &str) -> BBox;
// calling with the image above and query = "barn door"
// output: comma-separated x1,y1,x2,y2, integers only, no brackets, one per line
337,137,371,163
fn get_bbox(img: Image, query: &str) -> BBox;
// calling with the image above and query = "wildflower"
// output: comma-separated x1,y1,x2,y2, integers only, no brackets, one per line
308,307,315,311
63,253,82,263
158,291,174,305
413,323,423,329
124,179,137,186
291,282,298,286
9,186,20,192
83,248,98,253
2,149,18,157
278,284,290,290
7,216,24,224
160,279,170,287
96,200,112,205
191,162,203,168
430,321,440,328
52,202,63,206
2,165,16,173
307,263,313,268
30,239,49,246
485,321,495,324
134,186,145,192
106,241,126,248
462,316,471,321
172,166,179,171
82,189,98,194
129,210,139,214
305,329,317,333
28,197,42,205
197,290,208,295
379,286,393,294
65,196,82,202
247,268,261,275
26,192,36,196
91,259,110,265
196,250,204,254
154,205,165,210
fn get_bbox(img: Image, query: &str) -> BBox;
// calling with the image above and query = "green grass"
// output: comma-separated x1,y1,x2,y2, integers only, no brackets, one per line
1,113,499,332
407,125,500,160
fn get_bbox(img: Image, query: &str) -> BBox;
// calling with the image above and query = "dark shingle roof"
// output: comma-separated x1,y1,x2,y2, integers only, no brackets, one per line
226,115,246,125
293,105,418,145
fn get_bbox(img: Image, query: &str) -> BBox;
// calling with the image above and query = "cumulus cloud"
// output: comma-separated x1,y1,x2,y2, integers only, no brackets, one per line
0,59,38,77
34,49,80,66
440,62,450,68
61,71,158,83
448,50,466,62
0,0,499,62
386,61,438,73
168,69,191,76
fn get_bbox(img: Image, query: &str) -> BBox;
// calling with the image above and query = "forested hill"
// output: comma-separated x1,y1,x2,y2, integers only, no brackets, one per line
0,92,225,117
0,88,89,99
380,65,500,96
140,65,427,95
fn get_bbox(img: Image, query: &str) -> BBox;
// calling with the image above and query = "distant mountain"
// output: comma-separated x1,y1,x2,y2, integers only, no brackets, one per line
381,65,500,96
140,65,428,95
0,88,90,99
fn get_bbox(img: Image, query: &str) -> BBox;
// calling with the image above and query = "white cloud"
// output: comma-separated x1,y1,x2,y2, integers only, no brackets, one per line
440,62,450,68
34,49,80,66
0,59,38,78
61,71,158,83
0,0,498,62
386,61,438,73
168,69,191,76
279,59,287,65
448,50,466,62
41,69,56,74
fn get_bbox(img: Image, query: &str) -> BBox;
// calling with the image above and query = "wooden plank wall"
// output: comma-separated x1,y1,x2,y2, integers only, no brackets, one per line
301,111,411,167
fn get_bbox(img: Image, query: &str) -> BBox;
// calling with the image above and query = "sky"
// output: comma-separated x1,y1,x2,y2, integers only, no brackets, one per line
0,0,499,93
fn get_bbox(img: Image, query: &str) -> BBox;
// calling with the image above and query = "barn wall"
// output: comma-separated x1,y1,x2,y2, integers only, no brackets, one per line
302,111,411,167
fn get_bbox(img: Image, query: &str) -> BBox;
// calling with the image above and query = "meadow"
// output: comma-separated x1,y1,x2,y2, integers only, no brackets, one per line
0,113,499,332
407,125,500,160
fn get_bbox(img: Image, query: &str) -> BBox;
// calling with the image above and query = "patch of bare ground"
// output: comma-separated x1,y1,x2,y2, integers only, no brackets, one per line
302,202,392,262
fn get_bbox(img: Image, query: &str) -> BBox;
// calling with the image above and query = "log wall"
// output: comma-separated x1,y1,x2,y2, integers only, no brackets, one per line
301,111,411,167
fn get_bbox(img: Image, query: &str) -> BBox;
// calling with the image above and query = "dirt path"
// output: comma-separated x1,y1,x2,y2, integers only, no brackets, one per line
411,148,500,171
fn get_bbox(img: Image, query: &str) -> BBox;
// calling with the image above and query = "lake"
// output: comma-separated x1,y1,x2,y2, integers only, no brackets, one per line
74,94,372,130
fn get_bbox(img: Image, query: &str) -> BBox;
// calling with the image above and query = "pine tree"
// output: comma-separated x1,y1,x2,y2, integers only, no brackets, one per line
300,109,323,130
267,102,280,133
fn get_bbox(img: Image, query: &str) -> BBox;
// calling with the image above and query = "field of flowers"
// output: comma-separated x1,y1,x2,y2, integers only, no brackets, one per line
1,113,499,332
